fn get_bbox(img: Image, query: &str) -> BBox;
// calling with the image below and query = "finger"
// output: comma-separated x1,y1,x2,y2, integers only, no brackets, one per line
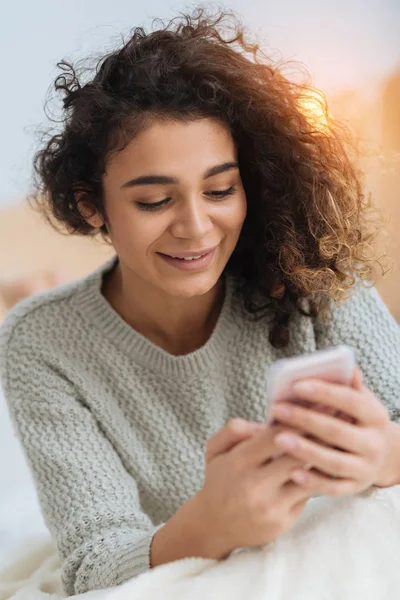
257,453,310,486
351,367,364,391
291,378,387,427
274,431,369,479
235,423,309,467
278,479,315,509
288,495,312,519
271,402,374,456
289,468,360,497
206,419,266,460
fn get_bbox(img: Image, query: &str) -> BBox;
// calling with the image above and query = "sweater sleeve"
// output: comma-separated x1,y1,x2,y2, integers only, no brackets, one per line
0,314,165,596
312,280,400,422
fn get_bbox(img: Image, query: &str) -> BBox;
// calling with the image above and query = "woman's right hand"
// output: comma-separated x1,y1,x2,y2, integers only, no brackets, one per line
196,418,314,559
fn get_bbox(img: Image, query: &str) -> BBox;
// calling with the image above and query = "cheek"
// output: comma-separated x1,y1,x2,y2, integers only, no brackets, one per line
237,194,248,225
218,194,247,233
105,207,159,254
231,196,248,242
236,190,248,224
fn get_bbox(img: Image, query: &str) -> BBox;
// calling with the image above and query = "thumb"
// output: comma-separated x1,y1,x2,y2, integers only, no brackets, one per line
206,419,266,461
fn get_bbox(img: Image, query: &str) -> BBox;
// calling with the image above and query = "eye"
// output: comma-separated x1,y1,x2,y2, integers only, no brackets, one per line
136,198,170,211
210,185,237,198
136,185,237,211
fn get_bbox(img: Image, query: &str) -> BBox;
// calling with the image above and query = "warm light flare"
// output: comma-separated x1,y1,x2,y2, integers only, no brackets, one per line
297,89,330,132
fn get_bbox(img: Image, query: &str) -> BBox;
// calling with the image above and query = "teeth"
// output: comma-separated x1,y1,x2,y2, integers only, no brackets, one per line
171,254,205,260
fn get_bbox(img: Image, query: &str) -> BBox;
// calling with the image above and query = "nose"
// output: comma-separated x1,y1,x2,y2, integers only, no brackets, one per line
170,196,214,239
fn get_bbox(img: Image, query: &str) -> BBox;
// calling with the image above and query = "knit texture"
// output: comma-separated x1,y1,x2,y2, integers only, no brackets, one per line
0,254,399,596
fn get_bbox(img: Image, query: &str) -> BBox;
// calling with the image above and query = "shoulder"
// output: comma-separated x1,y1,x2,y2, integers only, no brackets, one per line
314,278,398,333
0,272,98,389
0,255,116,358
314,281,400,369
0,280,72,361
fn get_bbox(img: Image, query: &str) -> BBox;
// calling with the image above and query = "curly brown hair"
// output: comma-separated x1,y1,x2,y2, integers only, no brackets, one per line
28,5,388,349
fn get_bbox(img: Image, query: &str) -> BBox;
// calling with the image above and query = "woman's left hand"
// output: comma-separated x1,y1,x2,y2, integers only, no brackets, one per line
271,367,393,496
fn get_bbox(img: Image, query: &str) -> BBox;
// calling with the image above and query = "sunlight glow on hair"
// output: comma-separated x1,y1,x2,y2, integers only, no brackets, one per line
297,88,330,132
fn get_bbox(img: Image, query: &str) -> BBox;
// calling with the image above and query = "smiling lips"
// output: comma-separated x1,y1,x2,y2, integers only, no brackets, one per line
160,245,218,259
158,247,217,270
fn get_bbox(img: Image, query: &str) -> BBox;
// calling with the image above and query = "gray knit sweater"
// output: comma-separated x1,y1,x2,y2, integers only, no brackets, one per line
0,254,399,596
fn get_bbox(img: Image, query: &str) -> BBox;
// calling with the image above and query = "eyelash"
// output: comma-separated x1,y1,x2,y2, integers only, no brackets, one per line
136,185,237,211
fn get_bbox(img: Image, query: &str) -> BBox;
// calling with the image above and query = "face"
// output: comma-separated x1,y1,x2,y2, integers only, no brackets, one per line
85,117,247,298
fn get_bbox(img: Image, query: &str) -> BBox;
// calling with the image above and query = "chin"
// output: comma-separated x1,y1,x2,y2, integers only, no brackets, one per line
157,272,222,298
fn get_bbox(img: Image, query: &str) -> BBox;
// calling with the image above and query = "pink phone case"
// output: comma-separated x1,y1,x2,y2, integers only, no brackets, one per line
265,345,357,497
265,344,356,424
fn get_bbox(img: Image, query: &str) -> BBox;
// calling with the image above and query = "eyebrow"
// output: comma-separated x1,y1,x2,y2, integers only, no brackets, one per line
120,161,239,189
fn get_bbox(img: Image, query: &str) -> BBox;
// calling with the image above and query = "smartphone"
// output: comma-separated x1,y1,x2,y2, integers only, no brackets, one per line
265,345,357,496
265,344,357,424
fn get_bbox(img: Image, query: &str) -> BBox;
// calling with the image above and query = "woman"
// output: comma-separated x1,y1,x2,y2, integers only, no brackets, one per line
1,7,399,597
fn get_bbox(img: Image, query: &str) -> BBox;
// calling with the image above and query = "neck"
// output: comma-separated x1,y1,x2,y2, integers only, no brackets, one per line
101,262,226,355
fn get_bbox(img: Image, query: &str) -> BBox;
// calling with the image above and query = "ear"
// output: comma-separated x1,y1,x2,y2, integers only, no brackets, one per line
75,197,105,229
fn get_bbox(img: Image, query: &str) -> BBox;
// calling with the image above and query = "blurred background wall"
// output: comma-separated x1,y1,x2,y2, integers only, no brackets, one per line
0,0,399,319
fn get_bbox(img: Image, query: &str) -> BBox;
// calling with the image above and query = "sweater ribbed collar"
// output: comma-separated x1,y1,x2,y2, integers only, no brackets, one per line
75,254,240,379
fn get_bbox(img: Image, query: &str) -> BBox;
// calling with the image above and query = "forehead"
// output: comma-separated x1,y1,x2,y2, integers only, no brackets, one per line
104,117,236,182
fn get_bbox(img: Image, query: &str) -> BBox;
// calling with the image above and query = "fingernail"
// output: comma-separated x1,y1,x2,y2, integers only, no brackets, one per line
274,405,292,419
291,469,308,484
251,422,266,432
292,381,315,395
275,433,297,449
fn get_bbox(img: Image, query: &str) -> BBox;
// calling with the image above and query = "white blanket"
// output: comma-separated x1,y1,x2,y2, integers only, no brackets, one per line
1,485,400,600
